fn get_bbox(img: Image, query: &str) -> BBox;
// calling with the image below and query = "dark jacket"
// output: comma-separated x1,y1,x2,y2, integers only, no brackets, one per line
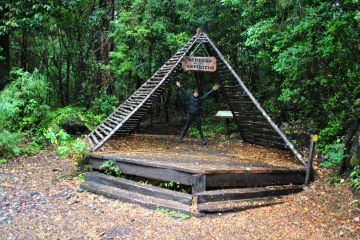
178,87,214,115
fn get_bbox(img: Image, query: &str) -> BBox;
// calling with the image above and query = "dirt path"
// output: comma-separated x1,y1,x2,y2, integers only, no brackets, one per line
0,150,359,239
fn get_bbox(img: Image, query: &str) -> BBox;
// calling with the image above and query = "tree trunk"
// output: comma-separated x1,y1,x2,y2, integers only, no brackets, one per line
339,119,359,177
0,33,10,90
20,27,28,71
65,53,71,104
99,0,115,94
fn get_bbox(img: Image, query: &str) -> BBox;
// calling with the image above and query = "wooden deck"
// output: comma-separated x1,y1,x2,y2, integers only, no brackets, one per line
98,134,303,170
86,134,306,189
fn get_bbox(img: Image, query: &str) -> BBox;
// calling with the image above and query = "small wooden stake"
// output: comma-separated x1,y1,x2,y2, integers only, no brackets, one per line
191,174,206,194
305,135,317,185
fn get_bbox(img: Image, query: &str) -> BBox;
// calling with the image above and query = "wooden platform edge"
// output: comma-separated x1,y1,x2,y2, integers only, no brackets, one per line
87,153,306,175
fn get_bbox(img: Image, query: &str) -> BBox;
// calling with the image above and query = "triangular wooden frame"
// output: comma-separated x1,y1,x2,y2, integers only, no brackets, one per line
86,31,306,166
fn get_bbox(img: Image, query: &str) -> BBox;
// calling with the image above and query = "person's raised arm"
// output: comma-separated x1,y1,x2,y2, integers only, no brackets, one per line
176,81,191,99
201,84,219,100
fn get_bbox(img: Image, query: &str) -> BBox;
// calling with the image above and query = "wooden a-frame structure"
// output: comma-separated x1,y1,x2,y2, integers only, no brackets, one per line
86,30,306,166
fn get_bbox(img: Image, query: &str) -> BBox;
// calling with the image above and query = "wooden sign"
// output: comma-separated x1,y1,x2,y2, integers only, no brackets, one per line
182,57,217,72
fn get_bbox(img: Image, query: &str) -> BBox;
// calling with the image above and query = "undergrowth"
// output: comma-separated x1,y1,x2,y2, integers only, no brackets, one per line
101,160,122,177
155,206,191,220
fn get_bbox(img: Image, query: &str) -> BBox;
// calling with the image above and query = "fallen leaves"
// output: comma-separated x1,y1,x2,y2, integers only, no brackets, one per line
0,143,359,239
99,135,303,170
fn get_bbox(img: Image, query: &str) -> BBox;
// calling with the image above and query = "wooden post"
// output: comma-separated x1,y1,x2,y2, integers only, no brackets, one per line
225,118,230,136
191,174,206,194
305,134,317,185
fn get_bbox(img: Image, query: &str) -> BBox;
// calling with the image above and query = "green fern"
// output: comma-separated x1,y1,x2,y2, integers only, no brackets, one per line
350,166,360,192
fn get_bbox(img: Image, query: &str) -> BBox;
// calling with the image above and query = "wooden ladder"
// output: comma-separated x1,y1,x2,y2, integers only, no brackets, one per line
86,32,205,151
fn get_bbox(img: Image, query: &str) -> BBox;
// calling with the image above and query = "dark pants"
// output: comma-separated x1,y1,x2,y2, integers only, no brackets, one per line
179,113,204,140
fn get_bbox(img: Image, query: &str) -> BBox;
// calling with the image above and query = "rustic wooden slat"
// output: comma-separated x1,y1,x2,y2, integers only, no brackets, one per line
89,156,193,185
94,129,104,139
86,136,95,149
85,172,192,205
107,118,119,125
100,124,112,132
206,171,305,188
98,126,110,135
103,121,116,128
90,133,99,144
87,33,200,151
196,185,303,203
80,181,191,214
109,115,122,122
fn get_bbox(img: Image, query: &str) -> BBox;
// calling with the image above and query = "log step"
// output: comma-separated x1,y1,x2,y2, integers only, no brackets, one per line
80,179,191,214
85,172,192,205
197,197,284,213
196,185,302,203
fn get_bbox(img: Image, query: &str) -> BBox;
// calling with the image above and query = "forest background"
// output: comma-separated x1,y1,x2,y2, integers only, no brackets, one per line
0,0,359,188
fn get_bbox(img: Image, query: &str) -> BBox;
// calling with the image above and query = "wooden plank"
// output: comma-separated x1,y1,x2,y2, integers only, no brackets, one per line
100,124,112,132
107,118,119,125
90,133,99,144
89,157,193,185
110,115,122,122
104,121,116,128
94,130,104,139
80,181,191,214
86,172,192,205
206,172,306,188
196,185,303,203
86,136,95,149
87,153,304,175
98,127,110,136
197,197,282,213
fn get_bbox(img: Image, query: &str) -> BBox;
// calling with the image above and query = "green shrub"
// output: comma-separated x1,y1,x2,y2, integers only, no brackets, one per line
39,106,103,132
325,175,344,185
318,117,345,152
0,69,49,158
350,166,360,193
44,128,89,170
0,130,23,158
155,206,191,220
90,94,118,116
0,158,9,165
188,116,228,138
0,69,49,130
321,143,347,168
100,160,122,177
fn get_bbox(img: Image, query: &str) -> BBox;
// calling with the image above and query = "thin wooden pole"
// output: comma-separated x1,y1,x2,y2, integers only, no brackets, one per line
305,135,317,185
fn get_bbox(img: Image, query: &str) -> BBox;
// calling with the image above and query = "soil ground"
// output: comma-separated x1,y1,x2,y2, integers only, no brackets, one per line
99,135,303,170
0,146,359,239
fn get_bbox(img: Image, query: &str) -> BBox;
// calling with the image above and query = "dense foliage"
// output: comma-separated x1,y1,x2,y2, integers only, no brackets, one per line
0,1,359,186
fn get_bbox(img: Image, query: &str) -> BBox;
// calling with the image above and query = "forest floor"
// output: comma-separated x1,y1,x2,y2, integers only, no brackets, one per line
0,146,360,239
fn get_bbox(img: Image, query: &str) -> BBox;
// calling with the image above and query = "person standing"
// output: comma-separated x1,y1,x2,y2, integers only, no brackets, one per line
176,81,219,145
